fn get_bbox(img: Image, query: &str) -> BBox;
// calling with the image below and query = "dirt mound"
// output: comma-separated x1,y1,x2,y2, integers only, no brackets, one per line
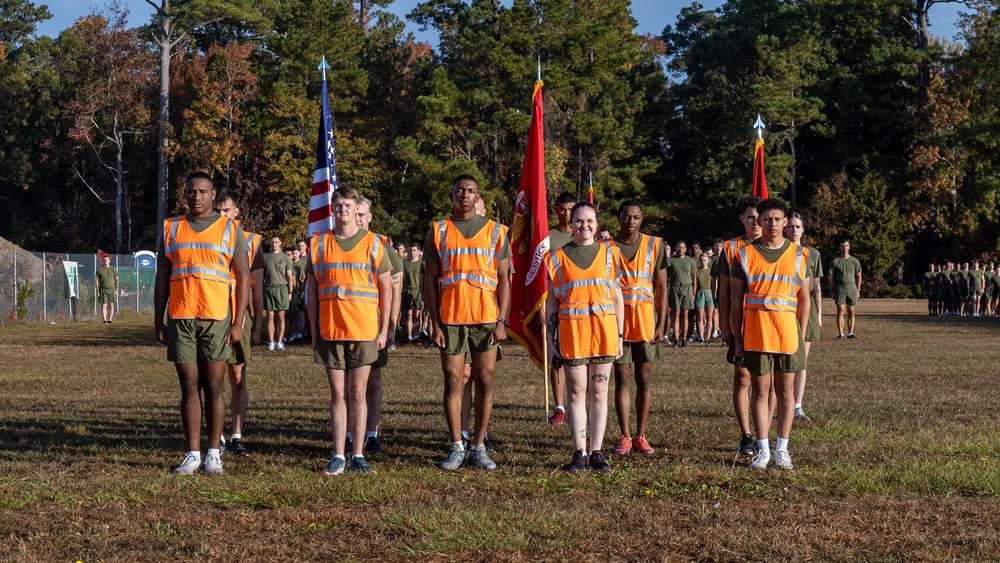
0,236,47,281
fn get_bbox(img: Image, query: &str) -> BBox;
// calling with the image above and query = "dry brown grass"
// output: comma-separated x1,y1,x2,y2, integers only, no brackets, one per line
2,301,1000,561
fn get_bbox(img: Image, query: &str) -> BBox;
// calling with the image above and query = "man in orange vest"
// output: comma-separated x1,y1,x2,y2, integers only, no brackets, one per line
730,198,811,470
155,172,250,475
214,190,264,457
307,187,393,475
355,195,402,457
610,199,667,455
717,195,765,458
424,175,512,471
546,192,578,425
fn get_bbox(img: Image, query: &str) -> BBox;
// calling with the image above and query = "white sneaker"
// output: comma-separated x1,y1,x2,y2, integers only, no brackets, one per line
749,449,771,470
794,407,811,421
172,454,202,475
774,449,794,470
267,342,276,351
276,341,285,351
204,453,224,474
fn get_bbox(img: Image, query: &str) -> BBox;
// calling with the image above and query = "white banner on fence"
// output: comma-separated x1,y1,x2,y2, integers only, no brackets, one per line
63,261,79,298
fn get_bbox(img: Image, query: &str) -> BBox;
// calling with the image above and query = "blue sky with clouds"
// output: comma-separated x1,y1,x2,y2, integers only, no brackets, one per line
34,0,969,44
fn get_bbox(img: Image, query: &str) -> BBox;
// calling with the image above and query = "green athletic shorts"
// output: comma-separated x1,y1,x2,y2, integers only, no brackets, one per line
440,323,499,356
167,314,232,364
805,300,820,342
98,288,116,304
227,313,251,365
614,340,659,365
743,329,806,376
403,288,424,311
669,285,694,311
695,289,714,308
313,338,378,370
564,355,614,367
834,285,858,306
288,290,303,313
264,286,289,311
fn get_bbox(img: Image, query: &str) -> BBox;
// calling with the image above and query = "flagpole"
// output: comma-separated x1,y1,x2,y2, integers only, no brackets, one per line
538,56,549,417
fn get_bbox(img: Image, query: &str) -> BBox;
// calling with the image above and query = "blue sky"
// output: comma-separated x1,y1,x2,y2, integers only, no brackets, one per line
34,0,969,44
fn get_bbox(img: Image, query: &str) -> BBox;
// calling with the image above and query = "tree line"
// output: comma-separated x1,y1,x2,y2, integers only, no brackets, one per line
1,0,999,289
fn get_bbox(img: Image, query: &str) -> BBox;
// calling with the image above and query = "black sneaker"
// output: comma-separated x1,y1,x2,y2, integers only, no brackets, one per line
847,333,856,339
364,436,386,456
229,437,250,457
588,450,612,473
680,340,688,348
347,456,374,474
738,433,756,456
563,449,588,472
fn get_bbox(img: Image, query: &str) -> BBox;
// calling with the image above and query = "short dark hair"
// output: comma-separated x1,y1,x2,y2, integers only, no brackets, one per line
740,195,764,215
214,188,236,206
186,171,214,187
756,198,788,216
555,192,578,206
571,201,598,220
618,199,642,216
409,241,422,250
331,186,360,203
675,239,687,247
452,174,478,188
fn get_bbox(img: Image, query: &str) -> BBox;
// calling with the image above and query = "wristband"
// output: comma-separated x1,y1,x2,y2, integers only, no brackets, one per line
497,318,508,326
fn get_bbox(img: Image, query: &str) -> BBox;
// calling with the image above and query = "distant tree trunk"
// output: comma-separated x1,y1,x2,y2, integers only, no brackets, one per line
150,0,173,254
116,136,124,253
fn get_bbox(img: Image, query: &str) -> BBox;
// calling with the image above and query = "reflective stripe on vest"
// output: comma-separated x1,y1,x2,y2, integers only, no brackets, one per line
738,242,806,354
613,234,660,342
547,242,619,360
164,215,236,320
435,218,506,325
311,230,383,341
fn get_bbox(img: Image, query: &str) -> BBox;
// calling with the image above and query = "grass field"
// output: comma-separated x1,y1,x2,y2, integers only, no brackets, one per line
2,299,1000,561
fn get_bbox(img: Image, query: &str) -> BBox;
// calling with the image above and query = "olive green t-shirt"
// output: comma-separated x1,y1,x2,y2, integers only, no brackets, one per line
292,260,306,285
549,227,574,252
611,234,667,273
667,255,697,287
695,268,712,290
556,241,620,278
158,213,249,266
263,252,292,287
248,238,265,272
969,269,983,292
386,245,403,277
402,259,423,290
806,246,823,282
829,255,862,286
305,229,391,277
938,269,953,287
730,239,793,282
96,266,118,289
422,215,512,268
709,255,720,277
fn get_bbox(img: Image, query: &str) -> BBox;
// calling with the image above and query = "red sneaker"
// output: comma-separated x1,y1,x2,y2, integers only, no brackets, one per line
548,408,566,425
633,434,655,454
614,435,632,455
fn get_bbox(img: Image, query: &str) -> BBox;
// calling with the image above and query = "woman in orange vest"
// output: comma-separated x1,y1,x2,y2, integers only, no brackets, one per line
545,202,624,473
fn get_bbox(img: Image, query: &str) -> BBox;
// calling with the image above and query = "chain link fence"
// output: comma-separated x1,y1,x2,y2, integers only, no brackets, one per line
0,248,157,325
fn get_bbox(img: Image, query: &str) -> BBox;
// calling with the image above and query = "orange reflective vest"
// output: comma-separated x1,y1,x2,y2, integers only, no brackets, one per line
433,218,507,325
164,215,237,321
228,227,259,325
546,242,619,360
722,235,753,274
611,234,662,342
736,242,808,354
311,230,384,341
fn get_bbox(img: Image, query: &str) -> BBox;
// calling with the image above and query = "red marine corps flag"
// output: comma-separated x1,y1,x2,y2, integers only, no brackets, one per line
752,114,769,199
508,68,549,376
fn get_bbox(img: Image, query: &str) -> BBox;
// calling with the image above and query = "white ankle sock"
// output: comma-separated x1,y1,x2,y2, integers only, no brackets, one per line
365,431,377,439
206,448,220,457
776,437,789,452
757,439,769,453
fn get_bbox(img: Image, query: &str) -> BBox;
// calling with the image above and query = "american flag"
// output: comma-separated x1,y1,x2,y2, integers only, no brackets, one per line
308,58,337,236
